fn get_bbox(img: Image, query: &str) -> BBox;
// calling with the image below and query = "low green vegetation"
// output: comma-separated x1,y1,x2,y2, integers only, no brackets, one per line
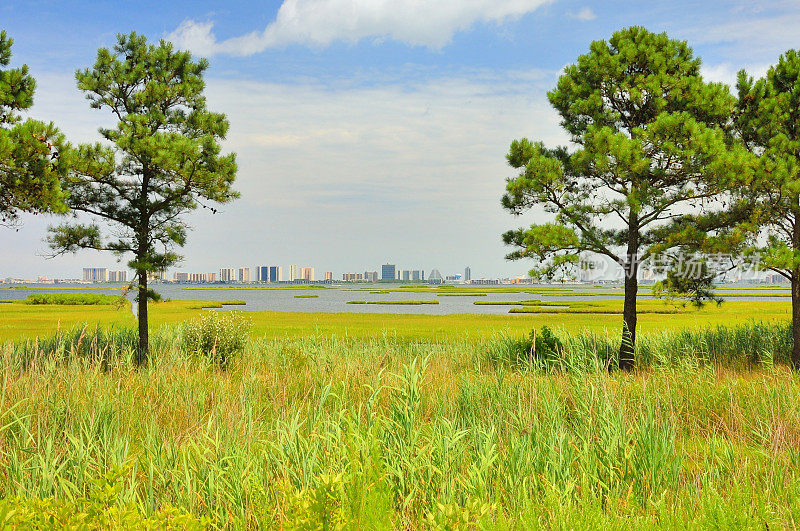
24,293,124,305
0,298,794,344
294,294,319,298
180,312,251,368
0,318,798,526
347,300,440,305
189,300,246,309
508,300,683,315
437,292,488,297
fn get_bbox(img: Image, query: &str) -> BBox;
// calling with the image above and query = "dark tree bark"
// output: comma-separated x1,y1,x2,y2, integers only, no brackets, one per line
619,215,639,371
620,270,638,371
136,269,148,366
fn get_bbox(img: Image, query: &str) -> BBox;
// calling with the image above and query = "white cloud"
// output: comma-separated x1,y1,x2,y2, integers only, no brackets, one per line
1,68,564,278
682,10,800,59
166,0,552,56
567,7,595,21
700,62,770,88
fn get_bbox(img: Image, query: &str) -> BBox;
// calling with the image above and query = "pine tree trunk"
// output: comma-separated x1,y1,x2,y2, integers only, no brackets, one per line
792,274,800,369
618,212,639,372
136,269,149,366
619,270,637,371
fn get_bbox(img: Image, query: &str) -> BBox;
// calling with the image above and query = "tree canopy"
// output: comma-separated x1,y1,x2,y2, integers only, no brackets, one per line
48,32,238,364
0,30,70,227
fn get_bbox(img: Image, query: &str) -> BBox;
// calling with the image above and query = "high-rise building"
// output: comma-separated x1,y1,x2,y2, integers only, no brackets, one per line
269,266,282,282
83,268,108,283
256,266,282,282
288,265,300,282
174,272,189,282
220,268,236,283
364,271,378,282
238,267,251,282
324,271,333,281
464,267,471,282
411,270,423,281
188,272,206,283
428,269,443,284
207,272,217,282
381,264,396,281
401,270,411,281
301,267,314,281
108,270,127,282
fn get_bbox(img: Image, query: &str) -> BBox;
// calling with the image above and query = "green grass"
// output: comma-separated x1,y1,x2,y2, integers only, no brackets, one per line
23,293,125,305
0,298,794,344
187,300,247,309
0,321,799,526
347,300,440,305
294,294,319,298
507,299,684,314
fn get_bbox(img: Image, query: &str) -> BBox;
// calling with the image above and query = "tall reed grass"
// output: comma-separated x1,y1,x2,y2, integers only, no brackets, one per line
0,320,797,527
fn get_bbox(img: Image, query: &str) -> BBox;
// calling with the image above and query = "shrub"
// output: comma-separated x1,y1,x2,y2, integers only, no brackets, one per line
181,311,251,367
487,326,563,369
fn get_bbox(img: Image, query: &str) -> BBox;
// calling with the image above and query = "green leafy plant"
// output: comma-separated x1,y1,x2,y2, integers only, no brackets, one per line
487,326,564,368
181,311,251,367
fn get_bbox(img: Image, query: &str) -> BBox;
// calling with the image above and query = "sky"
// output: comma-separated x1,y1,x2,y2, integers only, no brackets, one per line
1,0,799,280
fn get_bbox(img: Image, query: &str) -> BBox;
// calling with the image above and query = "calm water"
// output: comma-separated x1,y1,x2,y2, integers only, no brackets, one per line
0,283,790,316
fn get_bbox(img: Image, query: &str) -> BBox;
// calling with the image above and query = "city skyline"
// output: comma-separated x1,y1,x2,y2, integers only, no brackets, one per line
26,262,484,284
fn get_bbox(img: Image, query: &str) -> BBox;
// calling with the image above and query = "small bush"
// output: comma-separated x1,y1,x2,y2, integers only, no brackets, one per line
181,311,251,367
487,326,563,368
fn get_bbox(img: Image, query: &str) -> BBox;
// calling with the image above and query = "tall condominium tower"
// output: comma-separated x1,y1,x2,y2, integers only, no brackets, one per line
82,268,108,283
268,266,282,282
381,263,396,281
219,268,236,282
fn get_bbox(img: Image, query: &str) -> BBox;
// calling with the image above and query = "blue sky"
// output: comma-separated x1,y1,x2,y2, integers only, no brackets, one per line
2,1,799,280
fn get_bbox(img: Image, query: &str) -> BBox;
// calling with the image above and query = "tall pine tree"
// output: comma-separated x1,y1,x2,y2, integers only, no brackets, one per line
502,27,746,369
49,33,238,364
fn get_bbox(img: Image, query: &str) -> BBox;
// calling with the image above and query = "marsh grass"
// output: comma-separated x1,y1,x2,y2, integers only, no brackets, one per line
347,300,440,305
0,321,798,527
24,293,124,305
